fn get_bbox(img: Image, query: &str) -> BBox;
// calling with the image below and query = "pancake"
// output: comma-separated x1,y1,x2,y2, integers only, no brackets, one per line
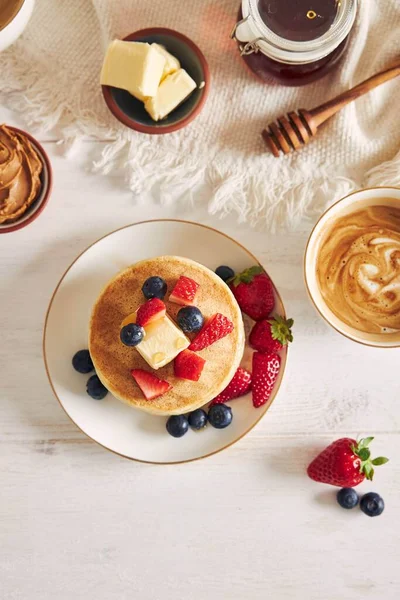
89,256,245,415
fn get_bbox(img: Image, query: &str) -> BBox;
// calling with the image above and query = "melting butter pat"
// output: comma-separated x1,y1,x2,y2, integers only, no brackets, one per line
152,43,181,79
100,40,166,101
121,312,137,327
136,315,189,370
144,69,197,121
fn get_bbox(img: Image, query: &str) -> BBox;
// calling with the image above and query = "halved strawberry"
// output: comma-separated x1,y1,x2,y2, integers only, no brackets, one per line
189,313,234,352
210,367,252,405
174,350,206,381
252,352,280,408
131,369,172,400
136,298,166,327
169,275,200,306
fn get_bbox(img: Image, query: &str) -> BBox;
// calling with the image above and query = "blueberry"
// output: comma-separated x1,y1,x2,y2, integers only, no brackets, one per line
166,415,189,438
72,349,94,374
177,306,204,333
337,487,359,509
188,409,208,430
360,492,385,517
215,266,235,282
120,323,145,347
142,276,167,300
86,375,108,400
208,404,233,429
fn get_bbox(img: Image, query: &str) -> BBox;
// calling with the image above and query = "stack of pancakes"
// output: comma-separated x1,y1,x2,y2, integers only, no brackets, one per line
89,256,245,415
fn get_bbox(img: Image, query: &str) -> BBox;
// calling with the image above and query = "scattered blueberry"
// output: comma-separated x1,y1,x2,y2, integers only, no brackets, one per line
188,409,208,431
166,415,189,438
86,375,108,400
337,487,359,509
142,276,167,300
360,492,385,517
72,349,94,374
215,265,235,282
177,306,204,333
208,404,233,429
120,323,145,347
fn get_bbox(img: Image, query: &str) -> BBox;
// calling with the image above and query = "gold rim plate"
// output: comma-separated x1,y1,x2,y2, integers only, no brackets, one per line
43,220,288,464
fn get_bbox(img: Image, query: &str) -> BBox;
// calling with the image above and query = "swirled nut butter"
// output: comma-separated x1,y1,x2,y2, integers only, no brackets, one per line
0,125,43,224
316,205,400,334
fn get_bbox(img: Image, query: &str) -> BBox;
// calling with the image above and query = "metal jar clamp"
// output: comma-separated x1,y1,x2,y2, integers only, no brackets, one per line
230,14,264,56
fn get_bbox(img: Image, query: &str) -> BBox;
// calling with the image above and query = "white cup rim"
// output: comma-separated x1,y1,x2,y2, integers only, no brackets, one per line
304,186,400,348
0,0,25,33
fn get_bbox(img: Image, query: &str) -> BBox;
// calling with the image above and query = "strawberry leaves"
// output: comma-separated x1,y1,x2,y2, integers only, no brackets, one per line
350,437,389,481
228,265,264,287
358,436,374,448
269,316,294,345
357,448,371,461
371,457,390,466
363,463,374,481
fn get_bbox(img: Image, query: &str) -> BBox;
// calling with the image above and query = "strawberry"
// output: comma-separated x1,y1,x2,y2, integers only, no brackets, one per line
131,369,172,400
174,350,206,381
252,352,280,408
210,367,252,405
307,437,389,487
169,275,200,306
228,266,275,321
249,316,294,353
189,313,234,351
136,298,166,327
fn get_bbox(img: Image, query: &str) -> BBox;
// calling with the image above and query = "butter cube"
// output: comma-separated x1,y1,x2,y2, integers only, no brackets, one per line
152,43,181,79
144,69,197,121
136,315,189,370
100,40,166,101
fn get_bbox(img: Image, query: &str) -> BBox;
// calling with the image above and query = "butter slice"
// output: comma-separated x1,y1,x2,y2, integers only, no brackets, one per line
144,69,197,121
100,40,166,101
136,315,189,370
152,43,181,79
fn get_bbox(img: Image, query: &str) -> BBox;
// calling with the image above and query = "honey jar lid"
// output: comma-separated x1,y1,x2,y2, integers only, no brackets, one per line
238,0,357,64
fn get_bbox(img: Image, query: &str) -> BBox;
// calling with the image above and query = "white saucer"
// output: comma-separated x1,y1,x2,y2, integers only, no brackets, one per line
43,220,288,463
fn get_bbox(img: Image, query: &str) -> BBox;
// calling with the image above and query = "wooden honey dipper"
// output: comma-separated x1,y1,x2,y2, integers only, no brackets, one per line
263,63,400,157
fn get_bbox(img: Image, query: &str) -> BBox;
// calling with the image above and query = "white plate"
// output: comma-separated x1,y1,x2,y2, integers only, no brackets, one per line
43,220,288,463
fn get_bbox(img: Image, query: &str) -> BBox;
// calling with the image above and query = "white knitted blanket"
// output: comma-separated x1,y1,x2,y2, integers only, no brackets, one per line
1,0,400,230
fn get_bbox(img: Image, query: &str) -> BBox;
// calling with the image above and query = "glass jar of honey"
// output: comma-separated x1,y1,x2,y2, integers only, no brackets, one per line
232,0,358,86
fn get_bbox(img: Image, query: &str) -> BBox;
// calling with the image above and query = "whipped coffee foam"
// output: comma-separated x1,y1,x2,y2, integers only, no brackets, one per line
316,205,400,334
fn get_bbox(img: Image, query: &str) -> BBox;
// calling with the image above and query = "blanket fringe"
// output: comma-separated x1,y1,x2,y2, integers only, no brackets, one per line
365,147,400,188
93,140,357,231
2,44,399,231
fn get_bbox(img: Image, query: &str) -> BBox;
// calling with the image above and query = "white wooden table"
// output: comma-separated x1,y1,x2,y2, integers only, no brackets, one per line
1,107,399,600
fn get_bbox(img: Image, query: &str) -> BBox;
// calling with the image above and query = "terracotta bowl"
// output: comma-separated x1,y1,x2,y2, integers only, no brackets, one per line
0,126,53,234
102,28,210,135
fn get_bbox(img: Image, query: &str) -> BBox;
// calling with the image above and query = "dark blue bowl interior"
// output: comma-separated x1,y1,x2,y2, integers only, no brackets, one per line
110,33,207,129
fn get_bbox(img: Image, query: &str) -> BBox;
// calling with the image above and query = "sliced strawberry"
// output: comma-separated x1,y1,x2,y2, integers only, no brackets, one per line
189,313,234,352
174,350,206,382
169,275,200,306
136,298,166,327
210,367,252,405
252,352,280,408
131,369,172,400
